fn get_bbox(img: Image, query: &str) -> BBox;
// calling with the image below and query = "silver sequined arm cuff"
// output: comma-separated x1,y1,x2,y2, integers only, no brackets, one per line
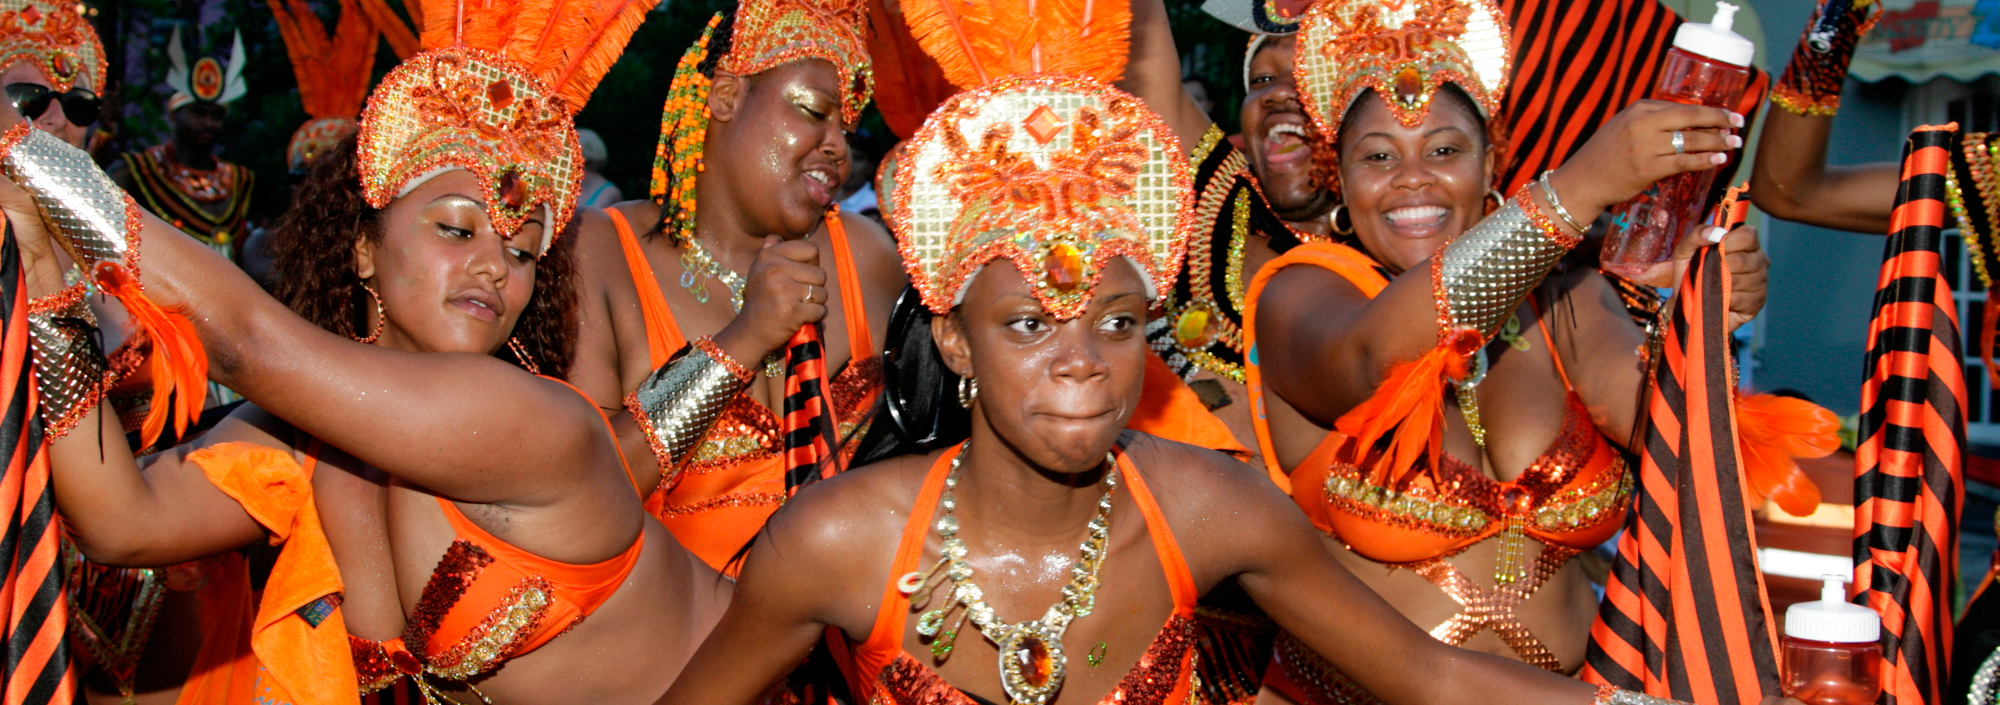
0,124,140,274
1592,685,1694,705
28,284,111,439
626,336,755,473
1431,187,1580,341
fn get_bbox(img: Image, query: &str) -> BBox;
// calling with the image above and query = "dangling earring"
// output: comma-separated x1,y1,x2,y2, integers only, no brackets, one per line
1329,204,1355,236
958,376,978,410
355,282,385,344
508,337,542,376
1486,188,1505,215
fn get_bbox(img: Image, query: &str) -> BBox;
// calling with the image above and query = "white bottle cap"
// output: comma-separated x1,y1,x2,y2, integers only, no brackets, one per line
1672,1,1756,67
1785,574,1881,643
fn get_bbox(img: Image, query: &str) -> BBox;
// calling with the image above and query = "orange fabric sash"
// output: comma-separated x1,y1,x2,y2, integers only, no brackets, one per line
190,442,356,705
170,553,259,705
1242,242,1389,493
1127,353,1250,456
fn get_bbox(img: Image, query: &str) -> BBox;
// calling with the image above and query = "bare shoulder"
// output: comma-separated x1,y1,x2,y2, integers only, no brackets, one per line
752,450,942,631
1121,431,1315,587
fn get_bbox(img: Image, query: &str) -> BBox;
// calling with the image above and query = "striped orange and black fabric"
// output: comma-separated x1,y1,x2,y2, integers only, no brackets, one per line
0,223,72,704
1495,0,1769,194
1579,230,1781,704
1853,124,1967,705
780,323,838,494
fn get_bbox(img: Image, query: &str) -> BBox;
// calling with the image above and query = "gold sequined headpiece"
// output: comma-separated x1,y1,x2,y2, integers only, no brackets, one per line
893,0,1187,319
1293,0,1509,158
0,0,103,94
357,0,656,253
718,0,872,125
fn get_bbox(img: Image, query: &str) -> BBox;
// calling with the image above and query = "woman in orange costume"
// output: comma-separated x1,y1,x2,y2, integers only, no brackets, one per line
0,0,729,703
567,0,906,574
1240,0,1826,701
655,3,1753,705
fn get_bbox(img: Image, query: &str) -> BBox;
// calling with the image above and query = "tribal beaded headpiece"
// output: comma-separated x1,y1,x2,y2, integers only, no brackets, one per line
0,0,103,94
649,0,872,245
164,26,247,112
357,0,656,253
890,0,1189,320
1293,0,1510,192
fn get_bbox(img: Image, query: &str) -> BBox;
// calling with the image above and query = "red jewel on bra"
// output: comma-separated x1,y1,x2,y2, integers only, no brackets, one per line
390,649,422,676
1501,486,1531,515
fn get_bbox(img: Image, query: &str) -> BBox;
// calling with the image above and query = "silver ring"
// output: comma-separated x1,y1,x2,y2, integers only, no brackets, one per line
802,284,815,303
1672,130,1685,154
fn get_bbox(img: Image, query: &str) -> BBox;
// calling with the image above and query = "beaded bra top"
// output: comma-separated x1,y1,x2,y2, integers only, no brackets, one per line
351,496,646,694
851,447,1201,705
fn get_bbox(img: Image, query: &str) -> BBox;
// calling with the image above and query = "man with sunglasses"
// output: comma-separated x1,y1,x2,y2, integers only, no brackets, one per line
106,27,254,264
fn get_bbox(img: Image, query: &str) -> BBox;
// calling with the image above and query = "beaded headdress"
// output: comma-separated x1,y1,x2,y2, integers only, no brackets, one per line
649,0,872,245
356,0,657,253
164,26,247,112
0,0,102,94
1292,0,1510,184
891,0,1191,320
271,0,385,173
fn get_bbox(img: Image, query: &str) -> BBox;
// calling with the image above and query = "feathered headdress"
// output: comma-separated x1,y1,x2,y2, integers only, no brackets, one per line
271,0,390,173
164,26,247,112
1293,0,1510,192
357,0,657,253
890,0,1191,320
0,0,103,94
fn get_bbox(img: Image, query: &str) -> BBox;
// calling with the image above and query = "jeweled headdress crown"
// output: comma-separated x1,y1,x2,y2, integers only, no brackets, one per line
272,0,397,173
891,0,1191,320
0,0,103,94
1293,0,1510,187
357,0,656,253
720,0,872,125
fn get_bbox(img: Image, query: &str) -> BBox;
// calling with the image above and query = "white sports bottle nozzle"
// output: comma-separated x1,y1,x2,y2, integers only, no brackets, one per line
1784,575,1881,644
1672,1,1756,67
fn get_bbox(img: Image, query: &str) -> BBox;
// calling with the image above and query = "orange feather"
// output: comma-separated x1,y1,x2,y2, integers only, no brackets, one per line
1735,392,1838,517
901,0,1130,89
91,263,205,450
1333,345,1464,488
416,0,655,111
269,0,380,120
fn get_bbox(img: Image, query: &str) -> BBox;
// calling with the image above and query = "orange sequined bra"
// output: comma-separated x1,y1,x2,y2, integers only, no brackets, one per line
846,446,1201,705
349,496,646,698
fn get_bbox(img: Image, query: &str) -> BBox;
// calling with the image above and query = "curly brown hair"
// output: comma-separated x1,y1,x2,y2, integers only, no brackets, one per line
267,134,579,378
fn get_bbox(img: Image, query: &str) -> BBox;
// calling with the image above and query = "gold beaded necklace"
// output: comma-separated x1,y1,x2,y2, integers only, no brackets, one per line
897,443,1117,705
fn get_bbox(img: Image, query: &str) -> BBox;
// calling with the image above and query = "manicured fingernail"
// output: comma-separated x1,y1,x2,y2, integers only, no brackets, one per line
1706,226,1727,243
1726,134,1743,148
1729,112,1745,128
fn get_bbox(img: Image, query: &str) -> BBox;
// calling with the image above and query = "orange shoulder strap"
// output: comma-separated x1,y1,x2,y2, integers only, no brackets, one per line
542,374,643,497
1115,449,1196,613
191,441,358,705
607,208,686,366
1242,243,1391,491
855,448,957,684
824,210,874,363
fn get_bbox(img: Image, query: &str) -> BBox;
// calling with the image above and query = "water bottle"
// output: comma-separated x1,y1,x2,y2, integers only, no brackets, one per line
1782,575,1884,705
1601,1,1754,283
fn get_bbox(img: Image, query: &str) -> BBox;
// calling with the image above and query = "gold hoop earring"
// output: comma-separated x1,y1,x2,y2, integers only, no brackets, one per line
508,337,542,376
355,282,385,344
958,376,978,410
1329,204,1355,237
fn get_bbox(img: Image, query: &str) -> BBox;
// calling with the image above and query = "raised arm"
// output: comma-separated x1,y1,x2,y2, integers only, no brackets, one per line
0,128,605,507
1120,0,1215,150
1747,0,1897,234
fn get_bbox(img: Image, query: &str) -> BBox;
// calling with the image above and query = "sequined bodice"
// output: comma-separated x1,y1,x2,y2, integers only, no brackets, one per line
870,614,1197,705
1306,391,1630,565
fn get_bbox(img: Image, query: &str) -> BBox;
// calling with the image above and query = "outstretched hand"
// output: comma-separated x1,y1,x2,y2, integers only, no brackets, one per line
1667,223,1767,333
1548,100,1745,224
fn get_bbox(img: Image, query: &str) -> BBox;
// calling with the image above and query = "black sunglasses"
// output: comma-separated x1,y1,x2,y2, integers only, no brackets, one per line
5,83,100,126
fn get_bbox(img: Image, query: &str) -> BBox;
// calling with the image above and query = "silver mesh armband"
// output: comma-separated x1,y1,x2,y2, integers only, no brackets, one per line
28,285,108,439
625,336,754,473
1433,191,1576,340
0,125,137,271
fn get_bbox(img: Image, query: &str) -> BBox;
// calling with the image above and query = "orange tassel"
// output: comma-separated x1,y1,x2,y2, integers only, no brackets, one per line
1333,344,1468,488
91,263,206,449
1734,392,1837,517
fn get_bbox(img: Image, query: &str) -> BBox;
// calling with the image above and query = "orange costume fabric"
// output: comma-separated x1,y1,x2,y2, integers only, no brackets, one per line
846,444,1200,704
609,209,881,573
189,441,357,705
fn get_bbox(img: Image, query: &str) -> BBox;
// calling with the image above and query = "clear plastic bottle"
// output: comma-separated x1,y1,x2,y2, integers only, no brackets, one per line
1600,1,1754,283
1782,575,1884,705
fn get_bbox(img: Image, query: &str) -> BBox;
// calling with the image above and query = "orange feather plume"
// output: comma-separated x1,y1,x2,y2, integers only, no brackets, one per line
92,263,205,450
902,0,1131,89
352,0,418,59
269,0,383,120
1735,392,1838,518
417,0,657,111
1333,344,1469,488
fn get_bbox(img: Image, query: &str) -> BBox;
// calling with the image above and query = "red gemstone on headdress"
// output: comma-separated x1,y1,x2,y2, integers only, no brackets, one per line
498,169,528,211
1045,242,1084,293
1395,68,1425,106
1023,105,1064,145
21,6,41,24
49,53,72,78
486,80,515,111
